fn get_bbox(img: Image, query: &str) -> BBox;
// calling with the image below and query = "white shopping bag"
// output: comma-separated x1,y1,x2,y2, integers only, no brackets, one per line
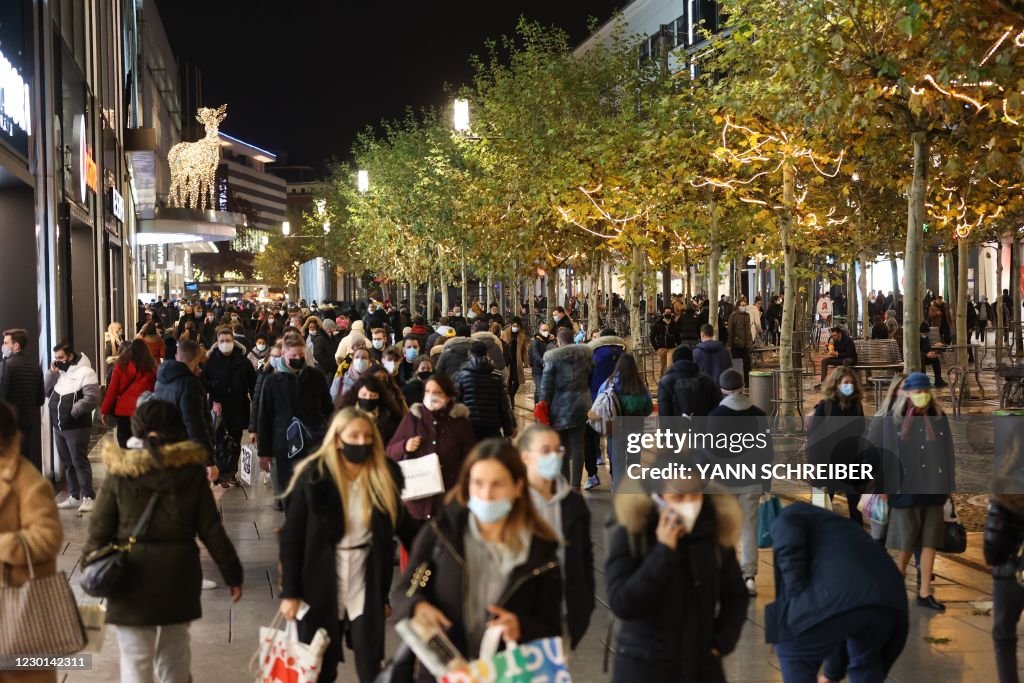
239,445,255,486
398,453,445,501
78,603,107,653
252,612,329,683
810,487,834,511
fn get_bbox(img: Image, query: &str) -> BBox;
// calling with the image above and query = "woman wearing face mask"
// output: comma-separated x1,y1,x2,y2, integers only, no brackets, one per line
518,424,594,649
336,347,373,401
607,479,749,682
303,316,334,379
396,439,562,673
401,356,434,407
368,363,409,417
381,348,405,387
335,375,403,444
387,374,476,521
279,408,419,682
806,367,867,524
247,334,271,369
500,319,528,402
880,372,955,612
530,323,556,403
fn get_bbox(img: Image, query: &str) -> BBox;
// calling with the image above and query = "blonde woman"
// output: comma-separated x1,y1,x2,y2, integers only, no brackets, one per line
278,408,419,683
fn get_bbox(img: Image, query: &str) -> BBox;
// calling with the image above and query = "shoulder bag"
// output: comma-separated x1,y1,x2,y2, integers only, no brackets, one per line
80,491,162,598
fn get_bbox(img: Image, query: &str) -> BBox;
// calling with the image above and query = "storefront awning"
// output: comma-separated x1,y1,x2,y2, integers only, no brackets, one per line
137,207,247,246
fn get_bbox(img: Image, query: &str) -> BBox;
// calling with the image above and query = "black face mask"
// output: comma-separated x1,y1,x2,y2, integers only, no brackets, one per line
341,441,372,464
54,360,71,372
417,370,433,381
358,398,379,412
288,357,305,370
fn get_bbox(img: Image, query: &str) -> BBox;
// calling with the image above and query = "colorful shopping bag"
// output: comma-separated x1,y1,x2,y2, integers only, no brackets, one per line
757,495,782,548
252,613,329,683
440,627,570,683
856,493,889,525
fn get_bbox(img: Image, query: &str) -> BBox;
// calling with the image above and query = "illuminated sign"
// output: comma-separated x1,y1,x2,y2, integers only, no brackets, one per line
109,187,124,222
75,114,98,202
0,50,30,139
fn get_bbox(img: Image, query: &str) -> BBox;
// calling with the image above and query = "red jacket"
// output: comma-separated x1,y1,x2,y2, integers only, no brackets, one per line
101,360,157,417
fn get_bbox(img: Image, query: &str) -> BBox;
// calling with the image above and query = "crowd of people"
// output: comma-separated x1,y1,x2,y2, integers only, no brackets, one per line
0,290,1020,683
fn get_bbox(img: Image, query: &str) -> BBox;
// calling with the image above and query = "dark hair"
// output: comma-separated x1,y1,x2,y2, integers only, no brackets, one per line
471,320,488,334
336,373,396,412
454,324,471,338
672,345,693,363
599,328,616,338
52,342,75,360
425,372,457,399
0,400,20,453
700,324,715,338
413,316,425,326
556,328,574,346
414,355,433,369
614,353,648,396
117,338,158,375
176,339,201,363
470,341,488,357
2,328,28,350
281,332,305,349
553,306,565,315
511,317,523,326
131,399,188,442
919,322,930,334
402,334,420,346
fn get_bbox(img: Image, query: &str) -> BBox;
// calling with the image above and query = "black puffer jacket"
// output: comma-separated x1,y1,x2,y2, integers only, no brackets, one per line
677,311,701,344
82,440,243,626
454,355,516,439
537,344,593,430
985,493,1024,578
530,334,556,397
0,351,44,427
201,344,257,432
435,337,473,380
248,362,276,434
152,361,214,462
657,361,720,417
256,366,332,461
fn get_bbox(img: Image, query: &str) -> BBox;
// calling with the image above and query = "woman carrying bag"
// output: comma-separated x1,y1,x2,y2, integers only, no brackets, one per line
82,399,243,682
395,439,563,681
278,408,420,683
0,400,65,683
806,366,867,524
100,339,158,447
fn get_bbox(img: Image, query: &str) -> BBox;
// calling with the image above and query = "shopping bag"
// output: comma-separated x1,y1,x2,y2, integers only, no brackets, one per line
440,626,570,683
252,612,330,683
78,603,107,653
239,445,255,486
856,493,889,525
943,500,967,554
757,495,782,548
810,487,833,511
398,453,445,501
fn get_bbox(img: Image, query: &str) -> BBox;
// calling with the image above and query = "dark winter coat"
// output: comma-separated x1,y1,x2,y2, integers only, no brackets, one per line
554,488,594,648
650,317,680,350
256,366,332,461
152,360,215,462
587,335,626,399
279,458,419,682
529,334,556,391
677,311,701,344
607,493,748,683
453,356,516,439
435,337,473,380
309,330,337,378
707,394,774,492
985,494,1024,578
0,350,45,428
386,402,476,520
658,361,720,417
806,398,865,493
878,405,954,507
82,440,243,626
766,503,908,646
201,345,257,432
101,360,157,418
693,339,732,388
831,329,857,362
500,327,530,386
249,362,275,434
537,343,594,430
401,376,427,407
727,310,753,350
395,503,562,675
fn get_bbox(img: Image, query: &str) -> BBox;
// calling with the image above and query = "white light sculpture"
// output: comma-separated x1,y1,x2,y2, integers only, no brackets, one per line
168,105,227,210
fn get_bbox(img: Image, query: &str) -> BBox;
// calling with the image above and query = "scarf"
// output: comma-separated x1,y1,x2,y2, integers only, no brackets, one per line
900,407,937,442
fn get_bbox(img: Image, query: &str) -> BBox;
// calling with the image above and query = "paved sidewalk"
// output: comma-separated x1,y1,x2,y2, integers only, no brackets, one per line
52,405,1014,683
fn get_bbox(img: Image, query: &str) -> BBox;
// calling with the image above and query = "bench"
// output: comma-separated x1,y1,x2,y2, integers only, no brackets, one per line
851,339,903,378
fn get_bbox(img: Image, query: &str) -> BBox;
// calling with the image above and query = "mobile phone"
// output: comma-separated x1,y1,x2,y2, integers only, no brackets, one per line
651,494,681,526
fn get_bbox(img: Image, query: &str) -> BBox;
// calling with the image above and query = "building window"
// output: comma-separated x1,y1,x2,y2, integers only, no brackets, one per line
638,36,651,63
674,15,687,47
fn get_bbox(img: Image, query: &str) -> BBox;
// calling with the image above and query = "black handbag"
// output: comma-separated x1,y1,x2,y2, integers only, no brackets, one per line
943,520,967,554
80,491,161,598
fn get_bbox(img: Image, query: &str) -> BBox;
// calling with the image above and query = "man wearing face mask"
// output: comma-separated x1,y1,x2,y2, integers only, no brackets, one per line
202,328,257,487
519,425,594,649
368,327,388,363
397,335,421,383
501,317,529,401
606,478,749,681
0,328,45,469
651,308,681,377
551,306,573,334
200,309,219,350
258,333,333,505
530,322,556,403
727,298,754,385
46,343,101,511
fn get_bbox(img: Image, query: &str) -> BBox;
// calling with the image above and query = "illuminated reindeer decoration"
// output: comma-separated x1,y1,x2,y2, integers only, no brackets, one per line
168,105,227,210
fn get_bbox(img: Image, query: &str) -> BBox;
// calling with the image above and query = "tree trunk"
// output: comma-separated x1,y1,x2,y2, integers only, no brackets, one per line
890,255,901,297
426,276,435,322
997,237,1005,367
683,249,692,301
546,268,557,324
528,276,537,330
847,257,857,337
902,132,927,373
956,236,970,396
662,239,672,315
858,253,870,341
485,273,493,310
588,252,601,334
629,243,645,351
440,270,449,317
460,254,468,313
779,163,797,413
709,198,721,329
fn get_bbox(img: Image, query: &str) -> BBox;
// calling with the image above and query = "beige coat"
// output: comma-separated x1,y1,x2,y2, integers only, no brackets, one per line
0,445,63,683
500,327,530,385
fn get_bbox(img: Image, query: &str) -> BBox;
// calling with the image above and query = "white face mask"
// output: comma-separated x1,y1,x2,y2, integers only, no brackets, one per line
218,341,234,355
256,343,267,352
352,358,370,373
671,499,703,532
372,339,385,350
424,393,446,412
511,326,519,333
383,359,397,374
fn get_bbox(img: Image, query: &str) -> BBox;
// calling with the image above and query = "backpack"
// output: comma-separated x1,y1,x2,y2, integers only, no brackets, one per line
589,375,620,434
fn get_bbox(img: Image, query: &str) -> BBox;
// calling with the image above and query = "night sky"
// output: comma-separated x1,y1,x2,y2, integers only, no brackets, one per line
155,1,626,171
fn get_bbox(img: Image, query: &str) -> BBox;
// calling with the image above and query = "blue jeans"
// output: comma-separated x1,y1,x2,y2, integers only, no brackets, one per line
775,606,907,683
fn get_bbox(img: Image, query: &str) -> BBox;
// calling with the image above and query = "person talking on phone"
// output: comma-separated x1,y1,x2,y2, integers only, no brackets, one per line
606,477,749,682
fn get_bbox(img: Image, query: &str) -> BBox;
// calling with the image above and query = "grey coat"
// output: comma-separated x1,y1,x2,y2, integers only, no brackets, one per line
538,344,594,430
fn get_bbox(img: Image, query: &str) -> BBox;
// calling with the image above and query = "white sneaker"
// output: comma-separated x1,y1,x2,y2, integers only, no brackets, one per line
56,496,81,510
201,579,217,590
78,497,95,513
745,577,757,597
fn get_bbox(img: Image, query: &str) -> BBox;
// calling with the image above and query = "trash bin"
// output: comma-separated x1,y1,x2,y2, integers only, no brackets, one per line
749,370,774,415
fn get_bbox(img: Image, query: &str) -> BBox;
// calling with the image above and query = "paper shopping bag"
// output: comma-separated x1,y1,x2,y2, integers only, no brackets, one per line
252,613,329,683
398,453,445,501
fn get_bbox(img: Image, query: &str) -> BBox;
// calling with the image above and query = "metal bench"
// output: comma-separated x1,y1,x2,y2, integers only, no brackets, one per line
851,339,904,379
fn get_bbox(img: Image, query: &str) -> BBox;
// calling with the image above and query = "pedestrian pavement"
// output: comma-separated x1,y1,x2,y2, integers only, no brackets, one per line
52,399,1013,683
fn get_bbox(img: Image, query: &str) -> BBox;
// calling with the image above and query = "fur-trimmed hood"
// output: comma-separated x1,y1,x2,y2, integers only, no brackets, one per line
587,335,626,350
542,342,593,365
102,437,209,477
441,336,473,351
614,486,742,547
409,401,470,420
470,330,501,346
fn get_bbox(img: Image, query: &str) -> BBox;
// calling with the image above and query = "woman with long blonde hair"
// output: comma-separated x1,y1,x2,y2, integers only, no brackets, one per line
395,439,563,672
278,408,420,682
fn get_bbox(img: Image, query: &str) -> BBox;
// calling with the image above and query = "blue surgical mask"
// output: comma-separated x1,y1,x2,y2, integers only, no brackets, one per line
536,452,563,481
467,496,513,524
838,383,855,397
404,347,418,362
574,330,585,344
